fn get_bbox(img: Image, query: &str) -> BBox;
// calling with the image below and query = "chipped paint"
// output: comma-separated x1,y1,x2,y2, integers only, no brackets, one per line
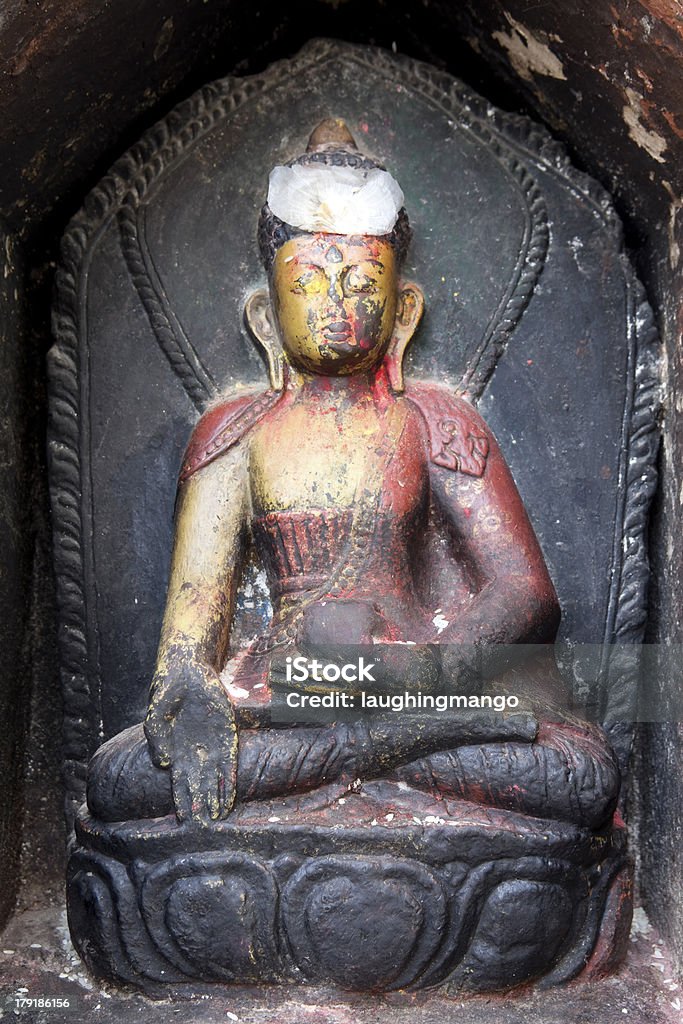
662,108,683,141
432,611,449,633
623,87,668,163
492,13,567,83
662,181,682,268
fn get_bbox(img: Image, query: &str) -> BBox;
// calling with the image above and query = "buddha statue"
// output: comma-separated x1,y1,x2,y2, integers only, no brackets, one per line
86,119,620,836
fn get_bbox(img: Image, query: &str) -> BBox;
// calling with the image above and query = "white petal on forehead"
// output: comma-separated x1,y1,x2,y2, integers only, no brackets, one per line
267,165,404,235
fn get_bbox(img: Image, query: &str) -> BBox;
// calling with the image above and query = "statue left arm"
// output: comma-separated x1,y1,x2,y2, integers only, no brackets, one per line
427,400,560,654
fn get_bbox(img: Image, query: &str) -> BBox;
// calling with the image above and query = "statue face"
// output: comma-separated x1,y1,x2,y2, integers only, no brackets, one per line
271,235,399,375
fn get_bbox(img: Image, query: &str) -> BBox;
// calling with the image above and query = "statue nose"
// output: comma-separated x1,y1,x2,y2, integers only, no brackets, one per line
327,274,345,305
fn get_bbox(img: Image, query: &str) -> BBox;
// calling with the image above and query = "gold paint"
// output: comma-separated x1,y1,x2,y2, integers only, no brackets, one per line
271,235,398,376
157,237,424,678
307,118,358,151
249,392,410,512
155,233,424,670
383,284,424,393
245,235,423,389
150,231,427,821
449,476,486,497
155,444,250,675
244,288,284,390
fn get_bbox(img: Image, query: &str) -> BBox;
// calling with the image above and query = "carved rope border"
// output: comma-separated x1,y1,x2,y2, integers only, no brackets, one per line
49,39,660,823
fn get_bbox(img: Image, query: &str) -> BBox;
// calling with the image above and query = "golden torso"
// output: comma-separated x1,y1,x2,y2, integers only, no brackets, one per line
246,382,432,639
248,386,429,518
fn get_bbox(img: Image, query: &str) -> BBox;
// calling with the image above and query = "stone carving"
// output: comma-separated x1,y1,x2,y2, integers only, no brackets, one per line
49,41,659,997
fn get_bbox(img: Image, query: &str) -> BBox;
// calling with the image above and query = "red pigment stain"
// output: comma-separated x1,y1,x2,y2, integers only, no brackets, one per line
663,108,683,140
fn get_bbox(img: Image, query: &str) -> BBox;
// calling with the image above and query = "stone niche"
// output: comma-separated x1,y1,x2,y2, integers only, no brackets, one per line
51,35,653,997
1,3,682,1023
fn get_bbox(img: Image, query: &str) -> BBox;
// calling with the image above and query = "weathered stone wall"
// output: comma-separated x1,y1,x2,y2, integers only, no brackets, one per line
0,0,680,969
0,223,32,927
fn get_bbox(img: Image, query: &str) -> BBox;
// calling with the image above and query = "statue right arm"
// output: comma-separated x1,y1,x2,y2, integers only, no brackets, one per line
156,442,250,672
144,442,250,823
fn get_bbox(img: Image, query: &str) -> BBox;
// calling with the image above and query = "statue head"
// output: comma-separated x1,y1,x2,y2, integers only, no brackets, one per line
245,120,424,390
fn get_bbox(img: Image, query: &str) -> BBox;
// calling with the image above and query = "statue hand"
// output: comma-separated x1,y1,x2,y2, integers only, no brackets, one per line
144,657,237,823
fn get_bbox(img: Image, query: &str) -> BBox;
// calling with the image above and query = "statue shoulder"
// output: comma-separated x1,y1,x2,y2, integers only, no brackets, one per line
405,382,490,477
179,388,281,483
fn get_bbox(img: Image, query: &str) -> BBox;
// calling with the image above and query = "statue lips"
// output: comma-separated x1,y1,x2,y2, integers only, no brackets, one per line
321,318,359,355
323,319,353,340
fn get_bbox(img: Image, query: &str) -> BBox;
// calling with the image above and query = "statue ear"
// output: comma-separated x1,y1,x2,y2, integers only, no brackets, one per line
244,288,284,391
384,282,424,393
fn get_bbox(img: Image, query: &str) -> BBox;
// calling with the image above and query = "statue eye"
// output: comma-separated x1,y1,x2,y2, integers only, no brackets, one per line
344,269,377,295
291,269,322,295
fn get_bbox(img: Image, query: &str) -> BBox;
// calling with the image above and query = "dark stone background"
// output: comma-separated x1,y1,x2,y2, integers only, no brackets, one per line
0,0,681,993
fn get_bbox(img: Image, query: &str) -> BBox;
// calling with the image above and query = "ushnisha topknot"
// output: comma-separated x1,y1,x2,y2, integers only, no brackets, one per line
257,119,412,272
